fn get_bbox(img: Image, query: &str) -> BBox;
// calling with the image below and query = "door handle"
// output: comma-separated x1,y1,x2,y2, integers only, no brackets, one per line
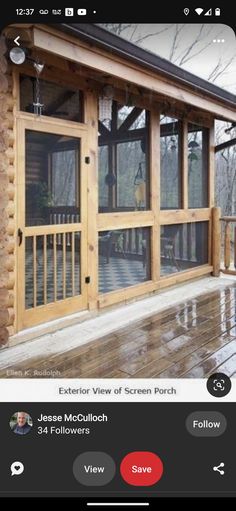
18,228,23,246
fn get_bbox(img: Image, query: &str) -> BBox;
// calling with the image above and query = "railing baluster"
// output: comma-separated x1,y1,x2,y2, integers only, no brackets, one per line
72,232,75,296
234,226,236,269
43,234,47,305
187,223,192,261
53,233,57,302
33,236,37,308
63,232,66,299
179,224,183,260
224,221,231,270
212,207,221,276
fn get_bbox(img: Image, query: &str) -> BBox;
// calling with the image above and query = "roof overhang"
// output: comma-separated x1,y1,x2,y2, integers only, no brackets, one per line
7,23,236,122
58,23,236,110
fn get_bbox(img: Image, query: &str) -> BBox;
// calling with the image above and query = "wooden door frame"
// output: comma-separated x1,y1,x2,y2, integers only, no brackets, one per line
16,115,89,331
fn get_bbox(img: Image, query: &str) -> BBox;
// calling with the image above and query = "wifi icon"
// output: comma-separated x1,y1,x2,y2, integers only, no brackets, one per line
195,7,204,15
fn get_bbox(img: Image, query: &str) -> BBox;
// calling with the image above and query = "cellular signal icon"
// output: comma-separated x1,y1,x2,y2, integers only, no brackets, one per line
204,8,212,15
195,7,204,15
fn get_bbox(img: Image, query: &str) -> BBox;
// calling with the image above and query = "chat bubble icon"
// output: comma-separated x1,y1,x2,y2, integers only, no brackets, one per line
11,461,24,476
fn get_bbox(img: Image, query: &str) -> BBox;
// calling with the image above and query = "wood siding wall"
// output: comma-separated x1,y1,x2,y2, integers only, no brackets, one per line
0,36,15,346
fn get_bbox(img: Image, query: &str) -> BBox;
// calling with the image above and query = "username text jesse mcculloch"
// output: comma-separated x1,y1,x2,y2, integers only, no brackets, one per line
37,413,108,422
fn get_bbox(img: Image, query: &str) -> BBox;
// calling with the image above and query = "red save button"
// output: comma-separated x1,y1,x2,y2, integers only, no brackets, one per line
120,451,163,486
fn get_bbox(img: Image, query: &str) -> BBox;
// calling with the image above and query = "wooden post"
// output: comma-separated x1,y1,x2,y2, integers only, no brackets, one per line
212,207,221,276
182,120,188,210
86,90,98,309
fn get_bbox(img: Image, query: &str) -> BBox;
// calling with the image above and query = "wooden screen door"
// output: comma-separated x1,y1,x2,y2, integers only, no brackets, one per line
17,118,88,330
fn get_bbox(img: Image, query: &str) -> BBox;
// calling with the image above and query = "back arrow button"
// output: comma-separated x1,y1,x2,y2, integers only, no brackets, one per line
14,36,20,47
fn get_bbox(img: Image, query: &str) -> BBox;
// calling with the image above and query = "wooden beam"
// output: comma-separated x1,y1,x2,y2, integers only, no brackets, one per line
99,128,146,146
215,138,236,152
22,295,86,329
98,120,110,138
221,216,236,222
98,280,156,308
98,211,154,231
160,208,211,225
159,265,212,288
182,121,188,210
208,122,215,208
33,27,236,123
98,264,213,308
221,269,236,276
16,58,213,128
15,110,87,131
160,121,201,137
118,107,143,132
25,224,82,237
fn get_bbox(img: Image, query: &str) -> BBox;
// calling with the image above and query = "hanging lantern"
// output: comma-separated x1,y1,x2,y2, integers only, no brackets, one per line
134,162,146,209
9,47,26,65
99,85,114,130
188,138,200,162
188,140,199,150
32,60,45,116
170,119,177,151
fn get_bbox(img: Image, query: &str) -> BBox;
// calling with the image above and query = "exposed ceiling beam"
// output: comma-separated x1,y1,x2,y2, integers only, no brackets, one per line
98,120,111,138
99,128,146,146
118,107,143,132
215,138,236,153
160,121,201,137
32,27,236,123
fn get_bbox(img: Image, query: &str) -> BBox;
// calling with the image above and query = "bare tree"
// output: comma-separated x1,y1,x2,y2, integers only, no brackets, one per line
99,23,235,86
215,123,236,215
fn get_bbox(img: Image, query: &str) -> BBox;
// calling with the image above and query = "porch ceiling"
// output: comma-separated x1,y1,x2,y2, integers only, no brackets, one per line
30,24,236,123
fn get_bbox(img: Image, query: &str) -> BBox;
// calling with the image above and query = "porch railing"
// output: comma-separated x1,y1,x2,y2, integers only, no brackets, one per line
220,216,236,275
212,207,236,277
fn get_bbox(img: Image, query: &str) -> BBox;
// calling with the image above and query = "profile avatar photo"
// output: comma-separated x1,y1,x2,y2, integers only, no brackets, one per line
10,412,33,435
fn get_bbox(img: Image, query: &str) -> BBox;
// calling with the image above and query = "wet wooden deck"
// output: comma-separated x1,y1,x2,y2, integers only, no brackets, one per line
2,283,236,378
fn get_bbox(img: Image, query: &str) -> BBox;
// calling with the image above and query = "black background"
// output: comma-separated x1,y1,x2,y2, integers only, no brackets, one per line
1,1,235,503
0,3,235,32
0,402,235,498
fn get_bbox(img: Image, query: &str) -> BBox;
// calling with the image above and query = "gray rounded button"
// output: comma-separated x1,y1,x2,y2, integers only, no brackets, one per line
73,451,116,486
186,411,227,437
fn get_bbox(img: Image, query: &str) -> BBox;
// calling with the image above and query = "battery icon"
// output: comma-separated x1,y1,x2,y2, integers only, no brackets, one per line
215,8,221,16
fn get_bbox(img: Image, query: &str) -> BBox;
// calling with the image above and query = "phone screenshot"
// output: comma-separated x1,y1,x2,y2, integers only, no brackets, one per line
0,3,236,504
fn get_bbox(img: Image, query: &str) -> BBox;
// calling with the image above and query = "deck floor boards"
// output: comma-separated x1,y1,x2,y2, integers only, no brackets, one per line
1,283,236,378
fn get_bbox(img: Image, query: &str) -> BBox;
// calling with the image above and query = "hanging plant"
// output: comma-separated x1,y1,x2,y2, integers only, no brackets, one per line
188,152,198,162
27,182,54,210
